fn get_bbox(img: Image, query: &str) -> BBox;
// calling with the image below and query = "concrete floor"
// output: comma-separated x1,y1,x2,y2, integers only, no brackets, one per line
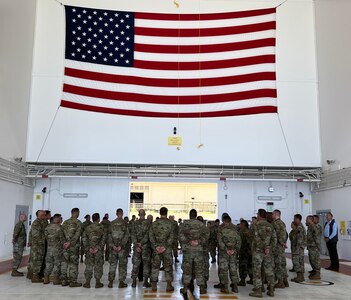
0,255,349,300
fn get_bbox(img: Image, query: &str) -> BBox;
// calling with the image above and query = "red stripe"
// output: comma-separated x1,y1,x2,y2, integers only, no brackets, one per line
63,84,277,104
135,8,276,21
65,68,275,88
134,55,275,70
135,38,275,54
61,100,277,118
135,21,275,37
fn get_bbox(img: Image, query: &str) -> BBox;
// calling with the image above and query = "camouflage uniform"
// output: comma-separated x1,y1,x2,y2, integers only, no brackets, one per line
209,223,218,262
101,219,111,261
292,223,306,274
82,222,106,280
61,217,82,283
203,225,210,283
44,223,62,277
239,227,253,280
251,219,277,289
307,223,320,272
12,221,27,270
289,227,297,271
179,219,207,290
30,218,46,277
108,218,130,282
149,217,174,283
80,220,92,260
272,218,288,282
171,219,179,261
217,222,241,287
131,218,152,280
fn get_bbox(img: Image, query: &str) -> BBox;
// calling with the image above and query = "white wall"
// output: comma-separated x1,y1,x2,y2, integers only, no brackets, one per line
26,0,321,167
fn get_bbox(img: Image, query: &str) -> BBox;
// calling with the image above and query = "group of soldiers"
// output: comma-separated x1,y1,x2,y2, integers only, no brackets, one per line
11,207,323,298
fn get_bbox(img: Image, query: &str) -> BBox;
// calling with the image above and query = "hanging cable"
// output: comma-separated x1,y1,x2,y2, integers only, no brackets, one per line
276,0,289,8
277,113,294,167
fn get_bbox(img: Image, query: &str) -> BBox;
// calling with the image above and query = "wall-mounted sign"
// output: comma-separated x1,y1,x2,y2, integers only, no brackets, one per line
168,137,182,146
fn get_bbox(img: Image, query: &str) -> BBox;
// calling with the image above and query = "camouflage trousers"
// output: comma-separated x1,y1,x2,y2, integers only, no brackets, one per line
12,243,25,270
44,247,62,276
131,245,151,279
252,251,274,289
203,251,210,282
84,250,104,280
209,243,217,261
308,246,320,271
239,251,253,279
105,241,110,261
150,251,173,283
181,251,205,287
292,248,305,273
30,244,45,275
273,246,288,280
172,242,178,259
108,249,128,281
218,251,239,285
61,246,80,282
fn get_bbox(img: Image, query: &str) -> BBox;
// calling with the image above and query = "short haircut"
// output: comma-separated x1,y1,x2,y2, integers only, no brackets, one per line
273,209,281,216
84,214,90,219
313,215,319,220
215,219,220,223
258,209,267,219
197,216,204,222
240,219,249,228
92,213,100,222
53,213,61,218
102,216,108,221
223,215,231,223
50,216,54,222
36,210,40,217
45,210,51,215
189,209,197,219
294,214,302,221
252,216,257,220
71,208,79,214
116,208,123,214
160,207,168,216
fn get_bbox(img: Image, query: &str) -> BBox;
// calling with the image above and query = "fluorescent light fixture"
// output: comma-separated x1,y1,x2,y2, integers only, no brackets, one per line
63,193,88,198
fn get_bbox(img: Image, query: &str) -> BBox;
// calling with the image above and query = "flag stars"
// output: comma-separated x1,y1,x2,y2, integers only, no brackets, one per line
109,52,113,57
88,15,92,19
82,54,86,59
77,26,81,30
98,40,103,44
109,41,114,45
126,37,130,41
77,14,81,18
104,23,108,27
120,19,124,23
126,14,130,18
77,48,81,52
104,35,108,39
72,19,76,23
83,20,87,24
104,46,108,50
99,17,103,21
72,30,76,35
103,12,108,16
71,53,75,57
120,53,124,57
109,18,114,22
93,11,97,15
83,10,87,14
114,58,119,63
98,51,102,55
126,59,130,64
110,30,114,34
103,57,108,61
72,8,76,12
93,21,98,26
92,56,96,60
121,31,125,35
99,29,103,33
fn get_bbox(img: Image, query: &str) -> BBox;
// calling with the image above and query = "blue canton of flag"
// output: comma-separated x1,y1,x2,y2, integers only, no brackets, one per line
65,6,135,67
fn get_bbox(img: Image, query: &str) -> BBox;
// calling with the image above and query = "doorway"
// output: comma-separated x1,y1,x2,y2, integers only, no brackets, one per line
316,209,330,256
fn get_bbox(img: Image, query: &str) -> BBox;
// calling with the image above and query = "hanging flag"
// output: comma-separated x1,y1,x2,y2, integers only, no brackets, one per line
61,5,277,118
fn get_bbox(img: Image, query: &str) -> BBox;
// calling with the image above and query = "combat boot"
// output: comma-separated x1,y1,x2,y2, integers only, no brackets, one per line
166,281,174,292
180,287,187,295
238,278,246,286
283,277,289,287
83,278,91,288
52,276,61,285
26,269,33,279
266,285,274,297
199,285,207,294
119,281,127,288
249,287,263,298
188,280,195,292
95,278,104,288
61,279,69,286
231,283,238,293
70,281,82,287
308,270,315,274
31,274,44,283
43,275,50,284
291,272,304,283
309,271,321,280
132,277,137,288
143,278,151,288
151,281,157,291
220,284,229,293
214,282,223,288
11,269,24,277
274,279,285,289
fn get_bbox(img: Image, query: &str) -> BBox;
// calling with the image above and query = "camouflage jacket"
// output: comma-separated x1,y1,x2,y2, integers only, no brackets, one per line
30,218,45,247
316,223,323,238
209,224,219,245
272,219,288,248
81,220,92,235
13,221,26,247
45,223,62,249
289,229,297,251
239,227,253,255
218,222,241,253
294,223,306,251
149,217,173,251
82,222,106,252
108,218,129,248
131,218,151,246
306,223,320,249
171,219,179,245
61,217,82,248
179,219,208,252
252,219,277,253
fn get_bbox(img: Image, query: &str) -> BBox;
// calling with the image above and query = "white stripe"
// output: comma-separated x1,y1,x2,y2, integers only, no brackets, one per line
63,92,277,113
135,30,275,45
66,59,275,79
134,46,275,62
64,76,276,96
135,13,275,29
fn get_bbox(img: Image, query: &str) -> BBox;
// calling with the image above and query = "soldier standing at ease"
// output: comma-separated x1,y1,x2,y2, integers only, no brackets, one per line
82,213,106,289
43,214,62,285
108,208,130,288
12,213,27,277
291,214,306,283
209,219,220,263
238,219,253,286
306,215,321,280
249,209,277,298
198,216,210,289
61,208,82,287
80,214,92,263
149,207,174,292
101,214,111,261
289,222,297,272
169,215,179,263
272,209,289,288
218,215,241,294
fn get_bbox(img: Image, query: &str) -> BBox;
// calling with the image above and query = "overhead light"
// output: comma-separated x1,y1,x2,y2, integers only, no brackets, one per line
63,193,88,198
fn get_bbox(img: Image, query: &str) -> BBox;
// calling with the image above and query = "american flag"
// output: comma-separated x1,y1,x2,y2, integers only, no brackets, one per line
61,5,277,118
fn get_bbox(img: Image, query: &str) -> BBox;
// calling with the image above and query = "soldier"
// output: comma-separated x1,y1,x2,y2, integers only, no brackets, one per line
289,222,297,272
290,214,306,283
306,215,321,280
272,209,289,288
80,214,92,263
249,209,276,298
61,207,82,287
198,216,210,288
82,213,106,289
209,219,220,263
12,213,27,277
124,216,132,257
169,215,179,263
29,210,46,283
108,208,129,288
101,214,111,261
149,207,174,292
313,215,323,237
238,219,253,286
43,214,62,285
217,215,241,294
131,209,153,288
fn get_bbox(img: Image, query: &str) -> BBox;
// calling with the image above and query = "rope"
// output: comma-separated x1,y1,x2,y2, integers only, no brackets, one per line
276,0,288,8
277,113,294,167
